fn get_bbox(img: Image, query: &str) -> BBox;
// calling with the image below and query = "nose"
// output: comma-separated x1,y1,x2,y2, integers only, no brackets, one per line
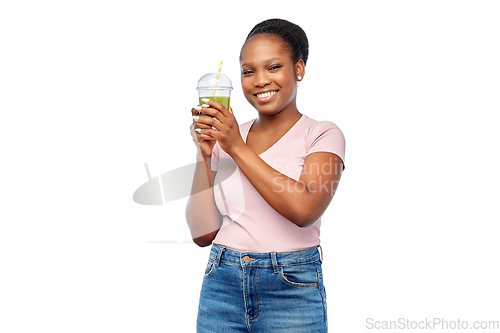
254,70,271,87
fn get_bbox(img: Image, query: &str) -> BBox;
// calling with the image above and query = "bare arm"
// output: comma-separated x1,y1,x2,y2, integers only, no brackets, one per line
185,155,222,246
230,147,342,227
185,116,223,247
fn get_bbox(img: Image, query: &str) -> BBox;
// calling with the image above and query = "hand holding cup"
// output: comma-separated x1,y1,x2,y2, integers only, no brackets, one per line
192,98,243,156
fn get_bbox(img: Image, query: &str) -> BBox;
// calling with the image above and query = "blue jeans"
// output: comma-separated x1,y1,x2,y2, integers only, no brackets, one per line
197,243,328,332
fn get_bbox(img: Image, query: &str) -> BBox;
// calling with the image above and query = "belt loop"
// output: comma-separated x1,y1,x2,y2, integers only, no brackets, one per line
318,245,323,264
215,245,225,267
271,252,278,273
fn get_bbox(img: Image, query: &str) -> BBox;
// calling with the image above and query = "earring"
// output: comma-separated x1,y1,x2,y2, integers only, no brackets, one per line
297,76,302,81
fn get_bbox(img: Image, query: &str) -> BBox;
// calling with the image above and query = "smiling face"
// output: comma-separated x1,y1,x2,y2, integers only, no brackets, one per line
240,34,305,117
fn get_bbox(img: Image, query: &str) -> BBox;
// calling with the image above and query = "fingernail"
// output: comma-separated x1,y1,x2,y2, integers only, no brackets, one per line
195,128,201,132
202,104,210,108
192,116,199,120
201,98,210,103
213,117,220,123
194,106,202,111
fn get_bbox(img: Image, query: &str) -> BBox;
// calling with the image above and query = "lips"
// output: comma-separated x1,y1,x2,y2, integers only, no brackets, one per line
254,90,278,102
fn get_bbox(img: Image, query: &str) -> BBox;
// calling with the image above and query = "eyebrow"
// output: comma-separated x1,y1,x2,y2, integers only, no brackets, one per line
240,57,283,67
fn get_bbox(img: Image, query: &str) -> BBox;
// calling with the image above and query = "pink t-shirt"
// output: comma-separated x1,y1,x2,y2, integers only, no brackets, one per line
210,114,345,252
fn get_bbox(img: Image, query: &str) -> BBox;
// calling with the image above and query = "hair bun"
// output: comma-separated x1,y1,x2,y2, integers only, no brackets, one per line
242,18,309,65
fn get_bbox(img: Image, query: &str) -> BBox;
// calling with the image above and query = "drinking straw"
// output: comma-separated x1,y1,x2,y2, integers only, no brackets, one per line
212,61,223,96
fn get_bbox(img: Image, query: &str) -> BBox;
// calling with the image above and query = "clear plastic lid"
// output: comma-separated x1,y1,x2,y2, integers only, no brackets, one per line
196,73,233,90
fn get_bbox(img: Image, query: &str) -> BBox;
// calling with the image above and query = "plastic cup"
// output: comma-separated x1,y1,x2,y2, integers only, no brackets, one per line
196,73,233,112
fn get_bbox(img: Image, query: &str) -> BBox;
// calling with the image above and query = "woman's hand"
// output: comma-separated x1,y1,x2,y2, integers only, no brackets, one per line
192,98,245,156
191,104,217,158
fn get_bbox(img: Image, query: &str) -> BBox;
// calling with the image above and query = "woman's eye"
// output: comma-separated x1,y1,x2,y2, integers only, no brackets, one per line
242,70,253,76
269,65,281,71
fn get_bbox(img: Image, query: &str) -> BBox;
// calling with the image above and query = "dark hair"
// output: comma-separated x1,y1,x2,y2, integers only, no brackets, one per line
241,18,309,65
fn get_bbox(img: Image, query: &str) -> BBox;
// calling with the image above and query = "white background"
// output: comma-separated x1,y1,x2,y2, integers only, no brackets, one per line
1,0,499,332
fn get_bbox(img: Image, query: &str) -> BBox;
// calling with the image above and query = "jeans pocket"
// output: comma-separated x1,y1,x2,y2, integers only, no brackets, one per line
279,262,319,288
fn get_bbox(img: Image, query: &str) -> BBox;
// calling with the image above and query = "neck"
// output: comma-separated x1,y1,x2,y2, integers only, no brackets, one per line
255,102,302,131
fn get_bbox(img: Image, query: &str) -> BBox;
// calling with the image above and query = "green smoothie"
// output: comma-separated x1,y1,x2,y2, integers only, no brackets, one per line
199,96,230,110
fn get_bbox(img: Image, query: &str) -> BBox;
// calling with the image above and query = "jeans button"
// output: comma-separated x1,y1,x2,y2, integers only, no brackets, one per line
243,256,250,263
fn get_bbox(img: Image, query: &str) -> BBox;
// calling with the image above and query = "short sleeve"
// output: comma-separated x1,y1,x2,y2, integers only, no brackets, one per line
210,141,220,171
306,121,346,168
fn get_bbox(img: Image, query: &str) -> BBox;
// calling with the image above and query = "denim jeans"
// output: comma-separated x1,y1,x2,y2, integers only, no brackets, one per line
197,243,328,332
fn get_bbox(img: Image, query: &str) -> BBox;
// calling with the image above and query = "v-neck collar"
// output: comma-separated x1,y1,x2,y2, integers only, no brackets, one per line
244,114,305,156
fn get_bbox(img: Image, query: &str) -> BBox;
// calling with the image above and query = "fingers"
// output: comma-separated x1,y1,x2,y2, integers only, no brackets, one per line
193,128,215,142
193,113,223,132
191,122,216,142
200,98,232,118
193,105,221,122
191,106,200,116
198,133,216,141
193,121,212,130
190,120,215,142
191,101,232,143
194,127,218,141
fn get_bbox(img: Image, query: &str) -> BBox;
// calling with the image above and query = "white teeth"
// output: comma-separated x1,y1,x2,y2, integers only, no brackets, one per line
257,91,277,98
